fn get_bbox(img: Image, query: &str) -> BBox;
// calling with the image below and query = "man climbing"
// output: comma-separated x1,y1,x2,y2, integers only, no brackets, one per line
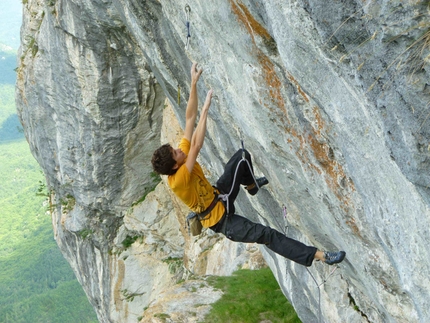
151,62,346,267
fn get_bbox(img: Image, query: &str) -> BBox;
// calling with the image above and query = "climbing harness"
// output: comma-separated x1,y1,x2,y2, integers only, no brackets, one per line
187,136,343,322
185,5,191,50
186,137,259,236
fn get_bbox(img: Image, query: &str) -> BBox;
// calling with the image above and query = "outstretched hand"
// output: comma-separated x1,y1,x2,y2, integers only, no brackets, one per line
203,89,213,110
191,62,203,84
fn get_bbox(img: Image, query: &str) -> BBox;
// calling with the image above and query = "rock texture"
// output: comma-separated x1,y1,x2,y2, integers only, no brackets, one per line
16,0,430,322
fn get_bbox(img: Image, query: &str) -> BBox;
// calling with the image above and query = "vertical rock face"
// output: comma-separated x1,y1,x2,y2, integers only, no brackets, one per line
16,0,430,322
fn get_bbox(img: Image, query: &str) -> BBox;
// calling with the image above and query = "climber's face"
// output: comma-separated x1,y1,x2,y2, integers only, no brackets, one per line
171,147,186,169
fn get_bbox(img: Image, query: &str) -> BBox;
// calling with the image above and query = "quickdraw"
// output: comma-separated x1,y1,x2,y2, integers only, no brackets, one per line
185,5,191,50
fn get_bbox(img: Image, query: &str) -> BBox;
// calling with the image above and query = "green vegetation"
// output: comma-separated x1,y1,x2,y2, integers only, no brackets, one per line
204,268,301,323
162,257,184,276
132,172,161,206
154,313,171,321
122,234,139,248
0,139,98,323
0,84,97,322
78,228,94,240
0,5,97,322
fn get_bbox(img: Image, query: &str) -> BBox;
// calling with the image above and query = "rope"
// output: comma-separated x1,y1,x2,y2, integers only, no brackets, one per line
275,204,341,323
276,195,341,322
218,158,247,216
185,5,191,50
305,265,340,323
218,137,341,323
269,189,341,323
236,138,341,323
218,136,260,215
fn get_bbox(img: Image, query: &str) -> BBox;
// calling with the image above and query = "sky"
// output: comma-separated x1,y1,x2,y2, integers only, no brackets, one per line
0,0,23,50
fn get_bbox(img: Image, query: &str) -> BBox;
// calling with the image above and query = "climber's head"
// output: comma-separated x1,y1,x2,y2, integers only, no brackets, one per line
151,144,185,175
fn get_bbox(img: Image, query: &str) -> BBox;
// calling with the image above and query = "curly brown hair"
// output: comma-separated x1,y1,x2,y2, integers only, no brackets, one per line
151,144,177,175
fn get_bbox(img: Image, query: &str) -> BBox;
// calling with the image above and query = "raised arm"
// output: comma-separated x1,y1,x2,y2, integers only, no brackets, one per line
185,89,213,173
184,63,203,141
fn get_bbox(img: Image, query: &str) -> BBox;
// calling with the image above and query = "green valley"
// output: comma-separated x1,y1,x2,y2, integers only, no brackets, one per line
0,44,97,321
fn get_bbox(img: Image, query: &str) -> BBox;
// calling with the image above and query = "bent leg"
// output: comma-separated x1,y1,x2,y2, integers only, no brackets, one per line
216,149,255,212
225,214,317,267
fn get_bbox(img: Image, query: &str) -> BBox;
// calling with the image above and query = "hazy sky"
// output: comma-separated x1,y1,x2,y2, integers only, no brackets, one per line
0,0,22,49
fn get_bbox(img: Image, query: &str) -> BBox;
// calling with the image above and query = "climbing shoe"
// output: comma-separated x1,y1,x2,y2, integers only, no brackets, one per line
324,251,346,265
246,177,269,196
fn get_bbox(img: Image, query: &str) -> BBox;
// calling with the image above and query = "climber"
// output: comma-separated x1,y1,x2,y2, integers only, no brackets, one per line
151,62,346,267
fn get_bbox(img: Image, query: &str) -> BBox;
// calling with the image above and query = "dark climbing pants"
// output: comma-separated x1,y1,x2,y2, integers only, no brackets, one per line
210,149,318,267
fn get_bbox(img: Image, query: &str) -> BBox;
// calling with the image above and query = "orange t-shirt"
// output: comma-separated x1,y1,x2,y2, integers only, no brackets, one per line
168,138,225,228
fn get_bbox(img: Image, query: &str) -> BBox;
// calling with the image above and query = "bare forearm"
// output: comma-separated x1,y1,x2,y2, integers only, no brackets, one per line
186,81,198,121
184,89,213,173
184,63,203,141
191,108,209,150
191,89,213,149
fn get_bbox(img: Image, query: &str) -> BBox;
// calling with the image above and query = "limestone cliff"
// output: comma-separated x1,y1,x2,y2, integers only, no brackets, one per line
16,0,430,322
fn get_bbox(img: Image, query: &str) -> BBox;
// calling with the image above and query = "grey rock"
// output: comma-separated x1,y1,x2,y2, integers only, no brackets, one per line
16,0,430,322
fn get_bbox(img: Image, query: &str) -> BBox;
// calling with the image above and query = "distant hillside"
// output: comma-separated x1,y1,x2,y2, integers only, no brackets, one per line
0,85,16,123
0,140,98,323
0,49,17,84
0,0,22,49
0,2,98,322
0,49,22,142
